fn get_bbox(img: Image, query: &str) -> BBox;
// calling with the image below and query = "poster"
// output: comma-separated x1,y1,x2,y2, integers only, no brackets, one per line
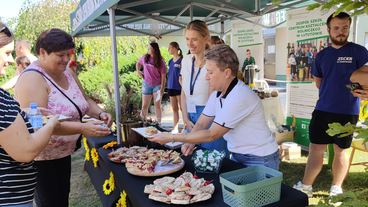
286,8,332,82
285,8,331,148
286,82,319,149
231,20,264,81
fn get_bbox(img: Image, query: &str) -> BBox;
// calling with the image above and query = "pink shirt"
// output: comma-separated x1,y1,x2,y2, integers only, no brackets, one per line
138,55,166,86
27,62,89,160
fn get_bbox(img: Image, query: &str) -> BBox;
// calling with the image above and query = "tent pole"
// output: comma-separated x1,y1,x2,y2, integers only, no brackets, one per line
108,7,123,144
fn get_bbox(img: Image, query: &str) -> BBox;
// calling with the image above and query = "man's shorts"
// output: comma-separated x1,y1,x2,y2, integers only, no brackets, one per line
142,81,160,95
309,110,358,149
167,89,181,96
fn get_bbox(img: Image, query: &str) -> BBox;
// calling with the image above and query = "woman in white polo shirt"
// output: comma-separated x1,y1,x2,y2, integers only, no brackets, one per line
180,20,227,153
149,45,279,170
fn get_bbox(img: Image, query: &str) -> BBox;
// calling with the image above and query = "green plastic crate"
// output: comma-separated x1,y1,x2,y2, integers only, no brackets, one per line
219,166,283,207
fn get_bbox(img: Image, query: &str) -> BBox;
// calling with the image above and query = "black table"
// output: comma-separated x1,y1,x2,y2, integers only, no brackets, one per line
85,135,309,207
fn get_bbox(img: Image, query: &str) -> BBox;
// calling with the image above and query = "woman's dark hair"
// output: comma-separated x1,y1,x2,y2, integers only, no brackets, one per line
145,42,163,68
0,22,14,48
35,28,75,55
16,56,31,66
169,42,183,58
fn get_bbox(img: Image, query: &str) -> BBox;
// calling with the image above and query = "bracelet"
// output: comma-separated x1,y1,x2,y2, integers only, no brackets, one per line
171,135,175,143
98,111,105,120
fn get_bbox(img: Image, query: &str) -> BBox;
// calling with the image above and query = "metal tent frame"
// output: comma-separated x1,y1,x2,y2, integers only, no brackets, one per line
70,0,323,143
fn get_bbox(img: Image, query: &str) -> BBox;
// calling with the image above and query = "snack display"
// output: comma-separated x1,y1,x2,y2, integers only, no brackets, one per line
144,126,158,136
108,146,184,176
131,127,160,138
144,172,215,204
192,149,226,173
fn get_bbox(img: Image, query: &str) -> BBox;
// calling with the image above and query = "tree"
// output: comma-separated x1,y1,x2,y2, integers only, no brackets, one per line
14,0,78,47
307,0,368,16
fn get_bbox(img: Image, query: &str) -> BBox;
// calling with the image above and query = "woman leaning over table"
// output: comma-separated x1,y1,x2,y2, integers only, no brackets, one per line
14,28,112,207
180,20,227,154
0,22,60,207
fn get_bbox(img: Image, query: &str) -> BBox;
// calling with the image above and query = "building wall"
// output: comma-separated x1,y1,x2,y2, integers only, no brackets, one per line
356,14,368,49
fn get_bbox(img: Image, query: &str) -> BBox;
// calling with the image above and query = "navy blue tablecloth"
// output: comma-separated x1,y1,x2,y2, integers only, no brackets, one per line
85,135,308,207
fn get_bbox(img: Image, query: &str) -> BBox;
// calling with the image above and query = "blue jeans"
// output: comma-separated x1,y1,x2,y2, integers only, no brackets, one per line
142,81,160,95
231,150,280,170
4,202,33,207
188,106,229,157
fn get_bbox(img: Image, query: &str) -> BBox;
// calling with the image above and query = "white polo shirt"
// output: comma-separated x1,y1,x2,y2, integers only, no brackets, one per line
180,55,209,112
202,79,278,156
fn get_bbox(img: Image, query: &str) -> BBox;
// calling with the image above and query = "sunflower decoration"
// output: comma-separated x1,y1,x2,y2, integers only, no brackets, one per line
103,171,115,195
82,136,90,161
103,141,118,149
116,191,127,207
359,100,368,122
91,148,99,168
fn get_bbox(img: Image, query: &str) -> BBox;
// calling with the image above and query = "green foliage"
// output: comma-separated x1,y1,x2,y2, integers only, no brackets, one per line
104,72,142,122
327,122,368,143
14,0,78,50
0,65,16,86
307,0,368,16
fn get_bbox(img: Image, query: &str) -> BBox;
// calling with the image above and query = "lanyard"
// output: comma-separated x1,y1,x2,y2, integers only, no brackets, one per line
190,57,202,95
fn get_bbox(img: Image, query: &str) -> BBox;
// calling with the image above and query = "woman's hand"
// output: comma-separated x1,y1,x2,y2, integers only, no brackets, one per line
183,118,194,131
99,112,113,127
81,121,111,137
147,132,172,145
45,115,60,130
181,143,196,156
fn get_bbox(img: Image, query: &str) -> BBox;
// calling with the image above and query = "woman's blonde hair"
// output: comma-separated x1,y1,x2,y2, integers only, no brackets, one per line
186,20,210,39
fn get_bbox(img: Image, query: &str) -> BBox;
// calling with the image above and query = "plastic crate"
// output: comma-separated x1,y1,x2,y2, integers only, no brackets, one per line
219,166,283,207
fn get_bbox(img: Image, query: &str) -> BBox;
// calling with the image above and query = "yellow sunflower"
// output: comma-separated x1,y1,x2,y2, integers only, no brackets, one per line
103,179,113,195
102,171,115,195
91,148,99,168
116,191,127,207
85,148,90,161
109,172,115,191
103,141,118,149
359,100,368,122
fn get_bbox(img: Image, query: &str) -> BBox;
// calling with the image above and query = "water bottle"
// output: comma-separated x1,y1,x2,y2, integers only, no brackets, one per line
28,102,43,131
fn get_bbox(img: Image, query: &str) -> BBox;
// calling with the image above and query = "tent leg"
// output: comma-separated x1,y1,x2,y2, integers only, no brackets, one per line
108,7,123,144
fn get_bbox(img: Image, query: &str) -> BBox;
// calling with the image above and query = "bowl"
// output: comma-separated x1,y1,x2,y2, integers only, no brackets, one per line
191,149,226,173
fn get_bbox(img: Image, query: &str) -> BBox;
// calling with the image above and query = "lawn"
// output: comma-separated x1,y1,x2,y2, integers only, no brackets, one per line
69,147,368,207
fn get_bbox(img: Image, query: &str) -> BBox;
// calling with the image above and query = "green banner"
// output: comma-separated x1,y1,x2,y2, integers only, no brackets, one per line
286,116,311,148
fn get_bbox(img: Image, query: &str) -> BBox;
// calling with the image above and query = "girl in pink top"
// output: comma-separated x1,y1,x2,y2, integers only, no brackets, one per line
15,28,112,207
136,42,166,123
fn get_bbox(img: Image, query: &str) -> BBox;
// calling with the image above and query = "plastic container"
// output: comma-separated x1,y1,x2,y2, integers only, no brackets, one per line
191,149,225,173
219,166,282,207
28,102,43,131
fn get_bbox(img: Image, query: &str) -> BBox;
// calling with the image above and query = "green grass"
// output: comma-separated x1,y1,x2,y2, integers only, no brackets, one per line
69,150,100,207
69,148,368,207
280,149,368,206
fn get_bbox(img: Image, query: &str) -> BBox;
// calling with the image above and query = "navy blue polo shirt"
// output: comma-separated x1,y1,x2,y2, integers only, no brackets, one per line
312,42,368,115
167,57,182,90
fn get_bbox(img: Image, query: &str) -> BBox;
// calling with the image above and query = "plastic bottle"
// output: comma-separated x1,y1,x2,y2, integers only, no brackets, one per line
28,102,43,131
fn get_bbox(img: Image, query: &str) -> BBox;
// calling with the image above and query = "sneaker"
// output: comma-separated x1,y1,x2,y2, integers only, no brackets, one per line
293,181,313,197
329,185,343,197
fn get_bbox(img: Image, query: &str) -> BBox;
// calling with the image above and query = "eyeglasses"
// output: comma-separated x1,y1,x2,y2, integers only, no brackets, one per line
0,26,12,37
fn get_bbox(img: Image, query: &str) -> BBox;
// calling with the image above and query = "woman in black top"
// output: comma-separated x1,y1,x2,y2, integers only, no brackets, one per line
0,22,59,207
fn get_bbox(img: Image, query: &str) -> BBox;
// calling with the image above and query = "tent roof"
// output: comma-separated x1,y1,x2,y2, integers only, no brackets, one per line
71,0,322,37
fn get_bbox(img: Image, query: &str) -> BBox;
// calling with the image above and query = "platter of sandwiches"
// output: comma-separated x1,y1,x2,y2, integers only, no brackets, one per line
108,146,184,176
144,172,215,204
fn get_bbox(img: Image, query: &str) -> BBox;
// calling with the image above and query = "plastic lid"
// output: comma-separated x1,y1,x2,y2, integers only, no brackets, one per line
29,102,38,109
